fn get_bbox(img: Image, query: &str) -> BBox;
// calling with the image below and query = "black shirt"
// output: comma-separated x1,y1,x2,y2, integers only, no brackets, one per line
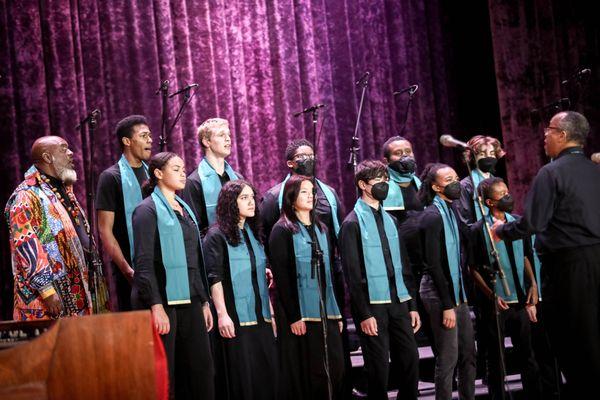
470,217,533,304
419,203,467,310
96,162,148,264
386,180,424,224
203,226,264,326
45,175,90,252
260,178,344,255
455,175,479,228
339,206,417,322
131,196,209,308
268,221,337,324
497,147,600,254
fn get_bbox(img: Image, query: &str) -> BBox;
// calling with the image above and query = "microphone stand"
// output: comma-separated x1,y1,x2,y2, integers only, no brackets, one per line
463,152,512,400
76,109,106,313
167,85,198,147
348,74,369,173
308,107,333,400
397,86,417,137
156,80,170,152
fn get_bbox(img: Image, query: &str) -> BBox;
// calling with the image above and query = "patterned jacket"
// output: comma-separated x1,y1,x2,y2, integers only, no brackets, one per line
5,166,92,320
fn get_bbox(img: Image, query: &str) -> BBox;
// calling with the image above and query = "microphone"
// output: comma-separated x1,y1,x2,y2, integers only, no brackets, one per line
76,108,101,129
356,71,370,86
440,134,469,149
393,84,418,96
155,80,169,95
561,68,591,85
169,83,199,98
293,103,325,117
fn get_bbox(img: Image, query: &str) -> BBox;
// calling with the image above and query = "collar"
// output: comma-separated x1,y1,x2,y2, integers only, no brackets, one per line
556,146,584,159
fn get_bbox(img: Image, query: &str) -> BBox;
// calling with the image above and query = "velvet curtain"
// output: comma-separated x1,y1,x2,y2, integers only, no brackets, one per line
0,0,452,318
1,1,598,319
488,0,600,205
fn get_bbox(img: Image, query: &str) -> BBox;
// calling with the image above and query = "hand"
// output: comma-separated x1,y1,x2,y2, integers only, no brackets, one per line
124,266,135,284
526,286,539,306
338,320,344,333
290,320,306,336
410,311,421,333
43,293,63,317
525,304,538,323
360,317,378,336
442,308,456,329
490,220,504,242
218,312,235,338
271,316,277,337
265,268,274,289
203,303,213,332
496,297,510,311
151,304,170,335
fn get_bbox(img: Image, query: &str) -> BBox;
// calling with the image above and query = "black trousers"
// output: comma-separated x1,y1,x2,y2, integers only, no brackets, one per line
540,244,600,399
481,302,541,400
218,322,278,400
531,302,561,399
277,306,345,400
113,263,132,311
357,301,419,400
162,298,215,400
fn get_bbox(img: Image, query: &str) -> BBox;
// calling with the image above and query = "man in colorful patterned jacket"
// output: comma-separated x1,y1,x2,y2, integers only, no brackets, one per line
5,136,93,320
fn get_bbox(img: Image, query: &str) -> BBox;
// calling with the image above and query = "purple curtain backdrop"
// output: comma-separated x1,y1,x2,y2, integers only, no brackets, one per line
489,0,600,205
0,0,598,319
0,0,453,318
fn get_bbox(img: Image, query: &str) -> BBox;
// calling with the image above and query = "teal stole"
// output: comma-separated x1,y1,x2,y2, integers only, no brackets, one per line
226,226,272,325
151,187,199,305
353,199,412,304
118,155,148,264
291,223,341,320
198,158,238,226
471,169,490,220
531,235,542,300
433,196,466,305
278,174,340,237
482,213,525,303
383,167,422,211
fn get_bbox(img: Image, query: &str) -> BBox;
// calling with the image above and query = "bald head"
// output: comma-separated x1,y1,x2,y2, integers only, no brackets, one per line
592,153,600,164
31,136,76,184
31,136,67,165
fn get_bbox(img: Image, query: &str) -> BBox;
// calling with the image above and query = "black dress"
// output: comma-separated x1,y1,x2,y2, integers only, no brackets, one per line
268,221,345,400
131,196,214,400
203,226,278,400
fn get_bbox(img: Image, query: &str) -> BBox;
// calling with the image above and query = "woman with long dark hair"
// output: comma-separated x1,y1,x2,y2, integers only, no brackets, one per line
202,180,278,400
417,163,476,400
131,151,214,400
268,174,345,400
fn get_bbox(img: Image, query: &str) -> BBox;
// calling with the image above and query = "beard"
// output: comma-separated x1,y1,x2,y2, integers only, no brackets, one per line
57,165,77,185
51,154,77,185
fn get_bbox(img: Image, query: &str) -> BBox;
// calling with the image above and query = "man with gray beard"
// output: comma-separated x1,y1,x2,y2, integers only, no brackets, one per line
5,136,94,320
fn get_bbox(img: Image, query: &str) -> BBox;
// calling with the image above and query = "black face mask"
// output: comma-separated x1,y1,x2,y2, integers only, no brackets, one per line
442,181,462,200
494,194,514,213
389,156,417,174
370,182,389,201
477,157,497,173
293,158,315,176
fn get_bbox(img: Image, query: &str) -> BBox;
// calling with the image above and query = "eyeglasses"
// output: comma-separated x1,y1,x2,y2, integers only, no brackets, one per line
293,153,314,161
544,126,563,134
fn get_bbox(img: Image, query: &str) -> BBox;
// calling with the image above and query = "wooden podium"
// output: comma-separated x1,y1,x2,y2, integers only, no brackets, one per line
0,311,168,400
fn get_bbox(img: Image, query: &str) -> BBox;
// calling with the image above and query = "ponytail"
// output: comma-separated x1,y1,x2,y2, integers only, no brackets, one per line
417,163,449,205
141,151,178,198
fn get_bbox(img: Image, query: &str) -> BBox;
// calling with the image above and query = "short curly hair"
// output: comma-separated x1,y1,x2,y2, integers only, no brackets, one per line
463,135,506,166
285,139,314,161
